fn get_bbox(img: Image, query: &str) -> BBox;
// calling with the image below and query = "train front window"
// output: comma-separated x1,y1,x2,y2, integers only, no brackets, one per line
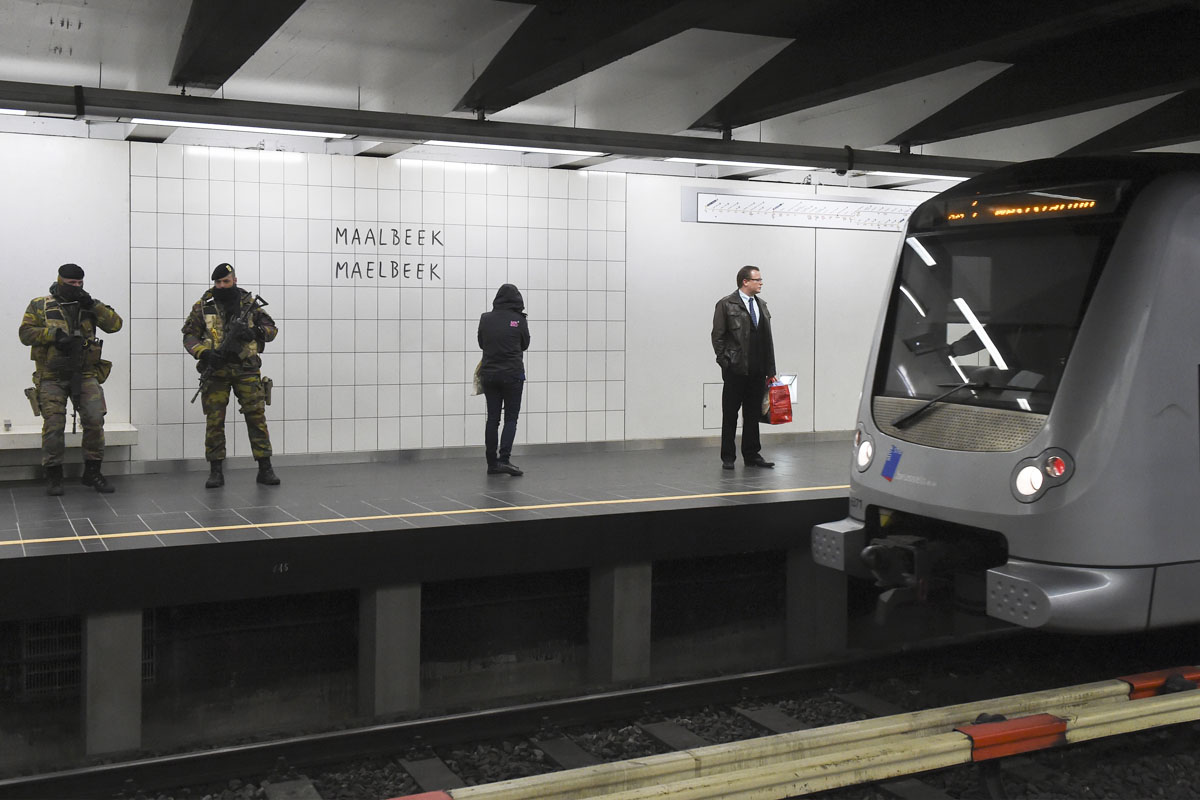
875,223,1114,414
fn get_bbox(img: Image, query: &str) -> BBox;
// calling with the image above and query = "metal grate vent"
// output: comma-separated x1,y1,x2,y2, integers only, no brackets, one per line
20,617,79,697
15,613,156,699
872,396,1046,452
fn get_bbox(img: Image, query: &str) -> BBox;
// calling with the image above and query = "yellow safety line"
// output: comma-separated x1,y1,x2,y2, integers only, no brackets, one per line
4,484,849,548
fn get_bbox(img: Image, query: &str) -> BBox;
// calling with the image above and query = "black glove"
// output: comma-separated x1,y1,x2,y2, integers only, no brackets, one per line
233,324,255,343
77,290,95,309
53,330,85,355
198,349,219,367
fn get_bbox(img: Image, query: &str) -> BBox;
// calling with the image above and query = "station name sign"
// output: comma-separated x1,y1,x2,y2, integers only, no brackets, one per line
333,226,444,282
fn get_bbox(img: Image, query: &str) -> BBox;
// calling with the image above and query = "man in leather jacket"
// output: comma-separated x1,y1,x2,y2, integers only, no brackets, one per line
18,263,123,495
711,265,777,469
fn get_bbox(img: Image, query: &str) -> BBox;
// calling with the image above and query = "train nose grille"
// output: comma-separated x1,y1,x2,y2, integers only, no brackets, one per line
873,396,1046,451
987,571,1052,628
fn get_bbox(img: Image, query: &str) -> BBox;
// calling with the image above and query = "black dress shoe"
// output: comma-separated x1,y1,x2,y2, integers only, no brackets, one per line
745,456,775,468
488,461,524,476
721,460,735,470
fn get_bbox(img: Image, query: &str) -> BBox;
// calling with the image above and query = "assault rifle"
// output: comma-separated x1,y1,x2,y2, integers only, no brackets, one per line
190,294,269,404
51,325,90,433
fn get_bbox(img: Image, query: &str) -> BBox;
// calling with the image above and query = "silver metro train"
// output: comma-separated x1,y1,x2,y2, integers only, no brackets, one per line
813,154,1200,633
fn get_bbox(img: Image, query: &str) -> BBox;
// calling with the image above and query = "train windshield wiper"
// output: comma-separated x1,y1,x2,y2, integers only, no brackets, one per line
891,380,983,429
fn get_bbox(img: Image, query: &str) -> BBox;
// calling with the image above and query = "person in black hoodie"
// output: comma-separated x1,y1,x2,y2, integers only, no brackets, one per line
477,284,530,475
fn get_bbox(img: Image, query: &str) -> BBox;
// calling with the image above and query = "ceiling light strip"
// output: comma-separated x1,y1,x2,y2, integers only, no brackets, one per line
666,157,816,171
423,140,605,157
129,117,347,139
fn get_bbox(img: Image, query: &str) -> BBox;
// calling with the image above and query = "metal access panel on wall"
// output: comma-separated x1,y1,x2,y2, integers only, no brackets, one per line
697,192,913,232
703,383,723,429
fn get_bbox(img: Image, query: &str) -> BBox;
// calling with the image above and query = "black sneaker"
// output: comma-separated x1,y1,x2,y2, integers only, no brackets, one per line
491,461,523,476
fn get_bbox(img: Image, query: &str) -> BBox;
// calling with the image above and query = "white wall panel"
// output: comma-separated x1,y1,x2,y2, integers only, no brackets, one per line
124,143,626,459
626,174,928,441
813,230,903,431
1,134,131,429
625,173,817,441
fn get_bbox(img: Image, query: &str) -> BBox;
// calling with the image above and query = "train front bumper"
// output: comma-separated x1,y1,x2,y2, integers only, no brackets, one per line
987,561,1154,632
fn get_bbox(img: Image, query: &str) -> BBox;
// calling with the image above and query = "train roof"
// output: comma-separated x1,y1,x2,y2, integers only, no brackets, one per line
957,154,1200,195
910,154,1200,231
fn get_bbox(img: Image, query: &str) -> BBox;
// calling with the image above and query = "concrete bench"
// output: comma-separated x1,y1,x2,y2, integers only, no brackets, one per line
0,422,138,450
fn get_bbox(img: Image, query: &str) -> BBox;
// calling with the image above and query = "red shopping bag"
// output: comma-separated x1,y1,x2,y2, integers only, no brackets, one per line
763,381,792,425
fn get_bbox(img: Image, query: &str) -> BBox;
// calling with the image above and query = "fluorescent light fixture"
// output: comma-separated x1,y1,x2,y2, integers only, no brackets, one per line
953,297,1009,371
666,157,816,171
0,108,28,116
898,283,926,317
423,140,605,157
130,118,347,139
905,236,937,267
869,171,968,181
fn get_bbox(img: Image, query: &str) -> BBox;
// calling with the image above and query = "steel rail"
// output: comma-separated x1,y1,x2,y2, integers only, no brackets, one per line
407,666,1200,800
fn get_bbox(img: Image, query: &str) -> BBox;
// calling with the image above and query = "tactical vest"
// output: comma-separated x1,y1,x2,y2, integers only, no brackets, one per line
28,296,105,378
200,293,262,367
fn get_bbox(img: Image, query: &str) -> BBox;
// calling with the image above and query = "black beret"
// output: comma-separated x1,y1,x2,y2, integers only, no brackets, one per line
211,263,234,281
58,263,85,280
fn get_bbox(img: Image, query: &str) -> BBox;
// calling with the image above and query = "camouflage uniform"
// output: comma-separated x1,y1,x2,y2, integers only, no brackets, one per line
181,287,277,461
18,288,123,467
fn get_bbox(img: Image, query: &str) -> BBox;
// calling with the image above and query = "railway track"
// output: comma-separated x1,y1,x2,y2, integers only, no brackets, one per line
391,666,1200,800
2,629,1197,800
0,634,1011,799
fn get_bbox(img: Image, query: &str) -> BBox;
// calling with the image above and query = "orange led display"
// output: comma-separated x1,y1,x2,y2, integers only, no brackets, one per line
991,200,1097,217
941,184,1118,225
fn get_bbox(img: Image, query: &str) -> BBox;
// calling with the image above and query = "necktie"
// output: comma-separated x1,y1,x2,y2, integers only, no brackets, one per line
749,297,758,327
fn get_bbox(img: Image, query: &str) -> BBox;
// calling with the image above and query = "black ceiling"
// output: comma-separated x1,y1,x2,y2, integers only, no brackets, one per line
165,0,1200,156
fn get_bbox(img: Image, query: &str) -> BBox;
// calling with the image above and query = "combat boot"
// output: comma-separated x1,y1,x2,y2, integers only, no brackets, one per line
205,460,224,489
256,457,281,486
45,465,64,496
80,460,115,494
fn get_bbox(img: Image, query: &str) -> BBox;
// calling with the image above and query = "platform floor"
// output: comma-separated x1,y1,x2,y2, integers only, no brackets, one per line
0,440,851,561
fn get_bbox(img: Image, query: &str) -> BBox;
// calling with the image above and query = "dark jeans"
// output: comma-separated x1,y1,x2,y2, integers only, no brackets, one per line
483,378,524,466
721,370,765,463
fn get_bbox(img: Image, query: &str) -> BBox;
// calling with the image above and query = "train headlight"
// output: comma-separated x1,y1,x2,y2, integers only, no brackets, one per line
1011,448,1075,503
854,425,875,472
1014,466,1043,496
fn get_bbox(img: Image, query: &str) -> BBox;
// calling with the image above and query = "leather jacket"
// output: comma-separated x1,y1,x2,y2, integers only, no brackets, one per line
711,290,775,377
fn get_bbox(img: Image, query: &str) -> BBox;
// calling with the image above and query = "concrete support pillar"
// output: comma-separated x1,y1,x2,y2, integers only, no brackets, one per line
358,584,421,717
786,546,848,662
82,609,143,755
588,563,652,683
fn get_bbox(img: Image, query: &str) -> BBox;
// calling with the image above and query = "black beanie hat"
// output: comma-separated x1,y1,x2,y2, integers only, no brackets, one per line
58,263,85,280
211,263,234,281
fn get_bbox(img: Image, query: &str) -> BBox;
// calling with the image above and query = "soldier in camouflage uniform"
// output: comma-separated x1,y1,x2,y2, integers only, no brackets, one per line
18,263,124,495
182,263,280,488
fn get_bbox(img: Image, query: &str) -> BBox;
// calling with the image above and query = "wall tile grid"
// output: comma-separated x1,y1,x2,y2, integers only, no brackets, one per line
128,143,627,461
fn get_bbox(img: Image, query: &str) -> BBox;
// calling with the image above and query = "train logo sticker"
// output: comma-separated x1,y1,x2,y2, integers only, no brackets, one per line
881,446,902,481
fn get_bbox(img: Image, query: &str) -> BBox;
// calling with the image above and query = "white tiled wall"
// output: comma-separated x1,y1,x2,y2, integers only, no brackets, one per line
128,143,627,460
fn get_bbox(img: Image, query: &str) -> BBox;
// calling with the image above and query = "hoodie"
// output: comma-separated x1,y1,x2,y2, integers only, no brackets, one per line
477,284,530,382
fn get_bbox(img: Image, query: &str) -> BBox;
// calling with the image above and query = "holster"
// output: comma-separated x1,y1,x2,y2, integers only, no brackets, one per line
261,377,273,406
25,386,40,417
